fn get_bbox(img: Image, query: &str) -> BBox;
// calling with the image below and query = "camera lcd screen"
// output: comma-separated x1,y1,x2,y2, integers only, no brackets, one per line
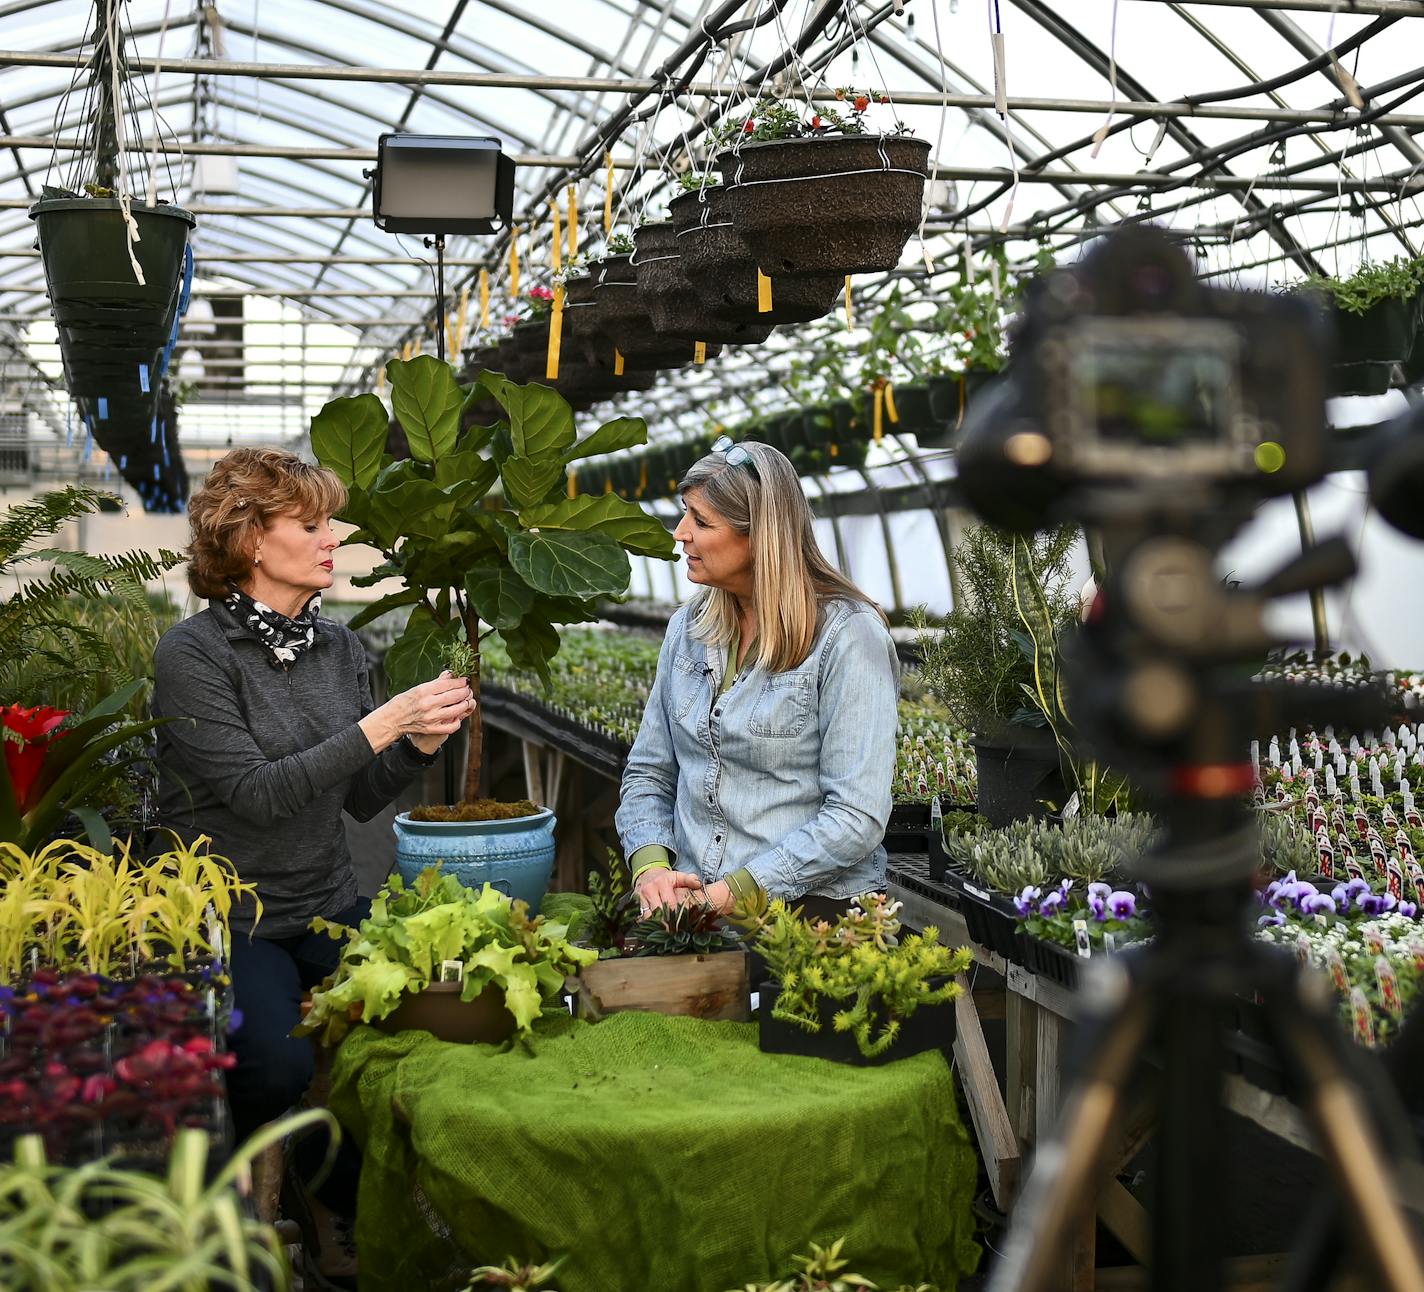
1056,319,1250,478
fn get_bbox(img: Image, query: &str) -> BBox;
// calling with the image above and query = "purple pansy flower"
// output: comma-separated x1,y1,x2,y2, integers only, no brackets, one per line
1038,890,1066,917
1300,892,1336,916
1107,890,1137,920
1258,911,1286,927
1400,901,1419,919
1014,885,1042,919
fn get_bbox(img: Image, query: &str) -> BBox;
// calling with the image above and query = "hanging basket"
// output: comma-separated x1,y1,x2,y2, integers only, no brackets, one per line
669,186,840,325
716,135,931,277
919,370,1000,447
632,221,775,346
1333,297,1417,367
591,254,717,368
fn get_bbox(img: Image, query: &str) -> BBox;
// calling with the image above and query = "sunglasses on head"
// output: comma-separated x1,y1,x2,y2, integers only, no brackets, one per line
711,434,759,478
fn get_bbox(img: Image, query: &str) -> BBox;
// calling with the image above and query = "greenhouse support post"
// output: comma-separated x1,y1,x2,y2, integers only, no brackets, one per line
1292,490,1330,655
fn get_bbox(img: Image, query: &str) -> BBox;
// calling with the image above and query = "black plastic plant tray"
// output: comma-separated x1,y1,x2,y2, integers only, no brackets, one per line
480,682,630,782
1020,931,1082,990
958,881,1026,964
758,978,956,1066
885,854,964,914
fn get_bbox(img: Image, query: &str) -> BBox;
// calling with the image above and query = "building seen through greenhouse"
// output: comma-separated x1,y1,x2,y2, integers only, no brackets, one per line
2,2,1424,1289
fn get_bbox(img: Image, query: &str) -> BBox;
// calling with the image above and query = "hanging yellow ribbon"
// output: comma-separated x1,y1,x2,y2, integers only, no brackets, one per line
614,348,625,376
401,341,412,362
637,457,648,496
546,284,565,380
885,382,899,424
413,335,424,357
478,269,490,330
757,269,773,314
604,151,615,233
377,367,386,392
444,310,456,361
844,276,854,330
453,285,471,357
509,227,521,300
549,198,563,273
567,183,579,258
873,384,885,443
567,466,578,499
694,341,707,365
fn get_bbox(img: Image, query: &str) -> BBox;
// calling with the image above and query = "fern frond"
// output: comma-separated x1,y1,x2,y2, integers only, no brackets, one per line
0,487,116,569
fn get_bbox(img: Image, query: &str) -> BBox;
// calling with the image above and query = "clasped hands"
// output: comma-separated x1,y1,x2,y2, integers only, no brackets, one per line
362,670,475,756
634,868,733,918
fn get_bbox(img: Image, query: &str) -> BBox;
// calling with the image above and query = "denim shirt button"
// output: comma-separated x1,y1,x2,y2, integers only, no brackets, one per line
707,793,714,804
715,834,723,843
713,708,721,718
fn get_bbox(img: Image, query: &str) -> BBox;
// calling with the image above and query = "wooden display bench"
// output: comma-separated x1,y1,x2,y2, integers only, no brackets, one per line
887,874,1384,1291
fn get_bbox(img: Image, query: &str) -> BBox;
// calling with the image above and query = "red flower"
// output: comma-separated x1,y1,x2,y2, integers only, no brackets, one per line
1,704,69,813
811,114,822,129
743,119,755,134
834,88,846,101
878,94,890,104
854,95,870,112
527,286,554,303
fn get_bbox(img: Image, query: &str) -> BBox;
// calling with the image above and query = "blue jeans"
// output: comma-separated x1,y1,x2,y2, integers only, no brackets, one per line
227,896,371,1211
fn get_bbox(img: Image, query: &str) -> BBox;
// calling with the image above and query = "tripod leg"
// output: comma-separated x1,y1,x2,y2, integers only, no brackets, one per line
987,978,1152,1292
1273,1008,1424,1292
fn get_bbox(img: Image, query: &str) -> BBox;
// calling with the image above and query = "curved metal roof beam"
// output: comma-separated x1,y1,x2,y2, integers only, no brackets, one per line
1007,0,1322,275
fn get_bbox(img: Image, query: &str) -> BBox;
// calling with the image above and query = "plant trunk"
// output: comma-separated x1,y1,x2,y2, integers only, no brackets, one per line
463,609,483,805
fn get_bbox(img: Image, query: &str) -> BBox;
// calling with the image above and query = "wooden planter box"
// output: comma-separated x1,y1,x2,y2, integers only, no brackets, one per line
575,950,751,1022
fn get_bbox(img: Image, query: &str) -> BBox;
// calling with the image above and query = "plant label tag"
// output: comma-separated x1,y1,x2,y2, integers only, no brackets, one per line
1324,947,1349,995
1365,929,1388,957
1344,857,1366,883
1295,932,1312,964
1410,940,1424,975
1375,956,1403,1019
1073,918,1092,959
1386,857,1405,901
1408,860,1424,906
1351,987,1377,1047
438,959,464,984
1061,791,1081,820
1103,932,1117,953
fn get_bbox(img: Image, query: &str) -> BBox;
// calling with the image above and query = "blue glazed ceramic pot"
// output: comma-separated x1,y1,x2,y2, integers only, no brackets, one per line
392,808,557,909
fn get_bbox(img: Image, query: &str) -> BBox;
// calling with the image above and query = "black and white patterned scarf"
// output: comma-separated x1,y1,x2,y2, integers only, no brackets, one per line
223,586,322,669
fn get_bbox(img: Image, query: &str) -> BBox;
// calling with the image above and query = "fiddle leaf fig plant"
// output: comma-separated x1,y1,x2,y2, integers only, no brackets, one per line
310,357,675,805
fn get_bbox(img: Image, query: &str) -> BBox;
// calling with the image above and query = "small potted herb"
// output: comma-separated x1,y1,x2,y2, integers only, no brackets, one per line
573,856,750,1021
714,90,930,278
734,892,971,1064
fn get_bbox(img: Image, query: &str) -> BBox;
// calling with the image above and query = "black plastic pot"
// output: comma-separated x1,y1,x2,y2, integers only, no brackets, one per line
758,977,956,1065
717,135,931,277
973,728,1064,827
1334,297,1417,366
590,254,711,368
669,185,841,325
887,382,933,433
633,221,775,346
884,801,931,854
1328,362,1396,397
957,879,1024,962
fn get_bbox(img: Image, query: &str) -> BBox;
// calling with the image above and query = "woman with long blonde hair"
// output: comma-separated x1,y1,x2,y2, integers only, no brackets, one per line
616,437,899,920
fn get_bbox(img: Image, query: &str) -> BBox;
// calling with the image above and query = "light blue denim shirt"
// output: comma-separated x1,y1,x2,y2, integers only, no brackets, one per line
616,598,900,901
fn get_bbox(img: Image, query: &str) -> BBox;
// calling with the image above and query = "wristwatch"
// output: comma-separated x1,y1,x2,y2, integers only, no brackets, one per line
399,734,440,766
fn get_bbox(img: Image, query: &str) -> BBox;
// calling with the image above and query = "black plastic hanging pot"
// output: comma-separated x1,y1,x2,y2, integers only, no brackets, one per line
920,370,1000,448
668,186,841,325
887,382,933,433
632,221,775,346
589,254,710,369
973,727,1064,828
1333,297,1416,366
717,135,931,277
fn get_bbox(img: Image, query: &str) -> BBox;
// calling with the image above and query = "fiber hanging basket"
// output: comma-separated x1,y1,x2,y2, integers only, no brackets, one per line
591,253,718,369
632,220,775,346
669,185,841,325
717,135,931,277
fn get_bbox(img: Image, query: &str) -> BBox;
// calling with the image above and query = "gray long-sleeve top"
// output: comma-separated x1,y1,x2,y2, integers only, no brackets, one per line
152,601,429,937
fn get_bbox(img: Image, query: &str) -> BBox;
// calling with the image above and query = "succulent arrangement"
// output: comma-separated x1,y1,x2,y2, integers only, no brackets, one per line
733,892,971,1059
584,854,741,958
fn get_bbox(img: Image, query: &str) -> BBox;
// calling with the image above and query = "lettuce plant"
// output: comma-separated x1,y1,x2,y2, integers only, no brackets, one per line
296,866,597,1046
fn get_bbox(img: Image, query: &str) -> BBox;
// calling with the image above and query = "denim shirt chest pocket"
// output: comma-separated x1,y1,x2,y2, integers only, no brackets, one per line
747,671,814,738
669,650,710,722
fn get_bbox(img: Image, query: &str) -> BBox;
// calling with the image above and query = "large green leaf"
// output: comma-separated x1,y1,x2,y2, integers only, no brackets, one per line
478,372,576,459
500,615,561,690
403,528,502,589
387,356,462,465
519,494,675,559
346,589,424,631
368,474,465,544
434,448,499,507
508,529,630,600
310,394,388,489
464,565,536,631
384,605,461,693
561,416,648,464
500,456,566,511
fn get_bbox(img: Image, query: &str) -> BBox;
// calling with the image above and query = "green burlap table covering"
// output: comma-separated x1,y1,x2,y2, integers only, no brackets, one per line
329,1006,981,1292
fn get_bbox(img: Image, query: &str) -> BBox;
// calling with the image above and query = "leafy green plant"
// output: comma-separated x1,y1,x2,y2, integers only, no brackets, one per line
310,358,676,805
732,893,971,1059
0,1108,335,1291
584,850,635,956
710,90,904,148
677,172,720,192
464,1256,566,1290
600,232,634,257
1295,256,1424,315
914,524,1078,740
295,865,596,1046
725,1235,936,1291
0,488,183,711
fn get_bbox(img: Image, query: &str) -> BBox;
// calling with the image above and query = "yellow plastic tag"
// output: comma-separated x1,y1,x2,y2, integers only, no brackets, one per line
478,269,490,330
546,284,565,380
453,285,470,356
376,367,385,392
873,384,885,443
694,341,707,365
413,335,423,357
549,199,563,273
567,183,579,257
567,467,578,499
614,348,625,376
604,476,614,494
401,340,412,362
885,382,899,424
637,457,648,496
604,151,615,233
844,275,853,329
444,310,456,360
829,441,838,458
757,269,773,313
509,228,521,300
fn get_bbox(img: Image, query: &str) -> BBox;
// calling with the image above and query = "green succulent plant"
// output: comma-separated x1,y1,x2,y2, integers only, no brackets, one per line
627,900,743,956
463,1256,565,1290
